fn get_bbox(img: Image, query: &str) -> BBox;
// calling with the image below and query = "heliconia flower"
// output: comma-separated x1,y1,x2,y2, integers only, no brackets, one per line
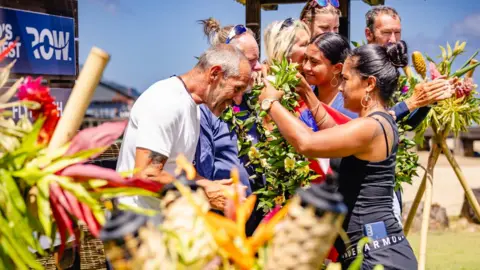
401,85,409,94
17,77,53,112
232,106,240,113
65,121,127,159
17,76,60,144
429,62,442,80
261,205,282,223
58,164,165,192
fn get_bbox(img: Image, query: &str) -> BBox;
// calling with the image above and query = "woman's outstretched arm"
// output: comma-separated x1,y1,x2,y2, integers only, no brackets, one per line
260,80,378,158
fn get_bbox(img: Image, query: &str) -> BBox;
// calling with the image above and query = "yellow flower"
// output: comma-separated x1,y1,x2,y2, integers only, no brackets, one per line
260,158,268,168
284,157,295,172
248,146,261,161
274,195,285,205
296,165,310,176
412,51,427,79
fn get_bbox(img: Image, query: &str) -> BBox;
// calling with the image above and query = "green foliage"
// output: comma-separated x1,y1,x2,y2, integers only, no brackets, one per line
221,58,317,212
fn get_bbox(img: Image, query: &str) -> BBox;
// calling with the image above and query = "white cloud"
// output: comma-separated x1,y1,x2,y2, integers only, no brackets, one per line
451,13,480,38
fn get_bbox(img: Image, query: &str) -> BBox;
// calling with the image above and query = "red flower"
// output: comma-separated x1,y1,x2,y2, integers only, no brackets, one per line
453,77,475,98
232,106,240,113
17,76,60,144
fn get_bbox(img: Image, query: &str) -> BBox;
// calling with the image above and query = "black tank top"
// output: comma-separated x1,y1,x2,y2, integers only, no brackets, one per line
334,111,402,253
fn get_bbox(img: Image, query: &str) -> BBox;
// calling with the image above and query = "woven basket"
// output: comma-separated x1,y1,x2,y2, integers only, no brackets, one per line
79,224,107,270
35,248,76,270
34,225,107,270
266,197,344,270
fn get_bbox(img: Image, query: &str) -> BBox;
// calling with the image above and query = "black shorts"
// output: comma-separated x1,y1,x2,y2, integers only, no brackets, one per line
340,234,418,270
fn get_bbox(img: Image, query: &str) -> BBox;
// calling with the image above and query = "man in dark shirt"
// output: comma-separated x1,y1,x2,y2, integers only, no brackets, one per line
194,24,264,234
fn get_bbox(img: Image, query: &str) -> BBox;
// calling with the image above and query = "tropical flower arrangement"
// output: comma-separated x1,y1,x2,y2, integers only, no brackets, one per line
0,40,164,269
101,156,383,270
413,41,480,140
222,58,318,213
403,40,480,235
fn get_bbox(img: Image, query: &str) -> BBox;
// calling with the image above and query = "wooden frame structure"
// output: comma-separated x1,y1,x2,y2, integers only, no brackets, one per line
239,0,385,51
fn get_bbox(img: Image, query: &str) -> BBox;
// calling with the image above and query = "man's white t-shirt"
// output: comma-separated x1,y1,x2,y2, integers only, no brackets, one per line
116,77,200,209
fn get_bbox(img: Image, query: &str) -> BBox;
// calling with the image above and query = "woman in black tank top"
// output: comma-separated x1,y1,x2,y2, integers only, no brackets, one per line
259,40,417,269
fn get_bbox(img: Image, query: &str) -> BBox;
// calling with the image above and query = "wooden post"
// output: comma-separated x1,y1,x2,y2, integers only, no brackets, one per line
246,0,262,52
339,0,350,41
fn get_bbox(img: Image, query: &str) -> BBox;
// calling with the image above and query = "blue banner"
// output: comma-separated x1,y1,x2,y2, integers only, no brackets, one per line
2,87,72,121
0,7,76,76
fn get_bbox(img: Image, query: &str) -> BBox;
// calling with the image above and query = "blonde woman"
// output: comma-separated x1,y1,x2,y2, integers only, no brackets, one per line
300,0,341,37
264,18,310,71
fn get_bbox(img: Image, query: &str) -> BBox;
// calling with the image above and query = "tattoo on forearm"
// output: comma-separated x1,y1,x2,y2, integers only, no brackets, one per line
141,151,168,179
149,151,168,165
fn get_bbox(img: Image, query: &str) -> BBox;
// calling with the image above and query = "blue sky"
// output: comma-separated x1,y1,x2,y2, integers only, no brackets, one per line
79,0,480,92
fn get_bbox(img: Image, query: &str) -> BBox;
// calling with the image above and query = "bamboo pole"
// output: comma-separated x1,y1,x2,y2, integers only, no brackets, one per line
403,142,441,236
417,135,440,270
440,139,480,220
47,47,110,152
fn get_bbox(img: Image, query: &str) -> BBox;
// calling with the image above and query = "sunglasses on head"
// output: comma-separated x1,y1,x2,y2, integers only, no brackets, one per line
316,0,340,8
311,0,340,8
280,17,295,31
226,24,247,44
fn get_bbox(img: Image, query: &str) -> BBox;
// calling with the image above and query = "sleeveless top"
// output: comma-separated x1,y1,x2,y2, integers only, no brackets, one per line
334,111,402,253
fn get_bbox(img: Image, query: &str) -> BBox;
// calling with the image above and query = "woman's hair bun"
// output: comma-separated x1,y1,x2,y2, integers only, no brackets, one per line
385,40,408,68
198,17,221,39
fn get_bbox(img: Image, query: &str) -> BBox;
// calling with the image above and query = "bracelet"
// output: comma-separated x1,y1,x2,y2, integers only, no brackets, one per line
316,111,328,127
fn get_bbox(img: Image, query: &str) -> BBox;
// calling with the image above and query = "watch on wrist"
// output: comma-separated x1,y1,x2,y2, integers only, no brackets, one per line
261,99,278,111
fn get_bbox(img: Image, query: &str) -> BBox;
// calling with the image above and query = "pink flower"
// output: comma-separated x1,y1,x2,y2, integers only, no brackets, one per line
429,62,442,80
401,86,409,94
454,77,475,98
261,205,282,223
232,106,240,113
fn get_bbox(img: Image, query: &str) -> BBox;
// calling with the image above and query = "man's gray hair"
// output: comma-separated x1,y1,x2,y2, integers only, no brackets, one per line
365,6,401,32
195,44,247,78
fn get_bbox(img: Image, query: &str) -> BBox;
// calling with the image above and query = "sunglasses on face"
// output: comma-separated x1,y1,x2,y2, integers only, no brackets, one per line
226,24,247,44
280,17,295,31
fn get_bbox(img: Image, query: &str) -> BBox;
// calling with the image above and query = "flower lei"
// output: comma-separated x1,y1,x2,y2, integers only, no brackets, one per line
221,59,317,213
390,76,421,191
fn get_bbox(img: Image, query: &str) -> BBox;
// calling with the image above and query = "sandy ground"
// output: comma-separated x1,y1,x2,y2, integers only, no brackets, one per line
402,141,480,216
